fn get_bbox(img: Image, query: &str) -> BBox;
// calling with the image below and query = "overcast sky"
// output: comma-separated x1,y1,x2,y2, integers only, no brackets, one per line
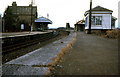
0,0,119,28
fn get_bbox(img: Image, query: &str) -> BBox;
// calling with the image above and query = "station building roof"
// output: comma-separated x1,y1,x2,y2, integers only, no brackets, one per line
84,6,113,16
86,6,113,12
75,19,85,25
35,17,52,24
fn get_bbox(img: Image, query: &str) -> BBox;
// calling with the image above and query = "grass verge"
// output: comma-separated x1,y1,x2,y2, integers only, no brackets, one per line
45,33,78,75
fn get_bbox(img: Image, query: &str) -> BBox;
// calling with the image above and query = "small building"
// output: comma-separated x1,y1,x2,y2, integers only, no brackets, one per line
74,19,85,31
34,17,52,31
84,6,117,31
66,23,70,30
3,2,37,32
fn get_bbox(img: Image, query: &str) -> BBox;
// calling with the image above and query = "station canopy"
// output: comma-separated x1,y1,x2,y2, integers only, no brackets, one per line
35,17,52,24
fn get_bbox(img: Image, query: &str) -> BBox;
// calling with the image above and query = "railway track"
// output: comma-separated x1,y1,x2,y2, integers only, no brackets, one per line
2,31,70,63
2,33,58,54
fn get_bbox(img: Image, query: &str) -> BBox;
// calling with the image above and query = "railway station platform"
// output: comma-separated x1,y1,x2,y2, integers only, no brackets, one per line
2,32,76,75
2,31,58,52
1,31,49,38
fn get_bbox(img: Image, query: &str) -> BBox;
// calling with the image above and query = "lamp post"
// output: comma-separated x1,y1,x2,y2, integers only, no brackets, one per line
31,0,33,32
88,0,92,34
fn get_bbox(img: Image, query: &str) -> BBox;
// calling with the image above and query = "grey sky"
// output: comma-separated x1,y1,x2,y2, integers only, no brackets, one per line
0,0,119,28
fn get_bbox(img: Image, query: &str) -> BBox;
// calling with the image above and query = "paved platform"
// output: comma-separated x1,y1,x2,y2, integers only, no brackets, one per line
53,32,118,75
2,32,76,75
3,64,48,75
1,32,49,38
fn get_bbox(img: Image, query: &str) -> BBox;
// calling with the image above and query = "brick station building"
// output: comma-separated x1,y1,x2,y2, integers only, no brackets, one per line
3,2,38,32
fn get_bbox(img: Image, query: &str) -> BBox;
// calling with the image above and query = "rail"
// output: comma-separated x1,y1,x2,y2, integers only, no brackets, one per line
2,32,58,54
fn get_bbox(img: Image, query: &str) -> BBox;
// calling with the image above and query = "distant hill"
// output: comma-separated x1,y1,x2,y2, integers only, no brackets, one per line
49,28,57,29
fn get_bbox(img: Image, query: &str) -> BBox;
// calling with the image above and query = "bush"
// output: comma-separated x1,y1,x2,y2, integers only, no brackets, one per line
105,29,120,39
91,30,106,36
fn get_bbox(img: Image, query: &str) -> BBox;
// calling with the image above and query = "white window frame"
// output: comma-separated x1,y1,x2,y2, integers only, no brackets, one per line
91,16,102,26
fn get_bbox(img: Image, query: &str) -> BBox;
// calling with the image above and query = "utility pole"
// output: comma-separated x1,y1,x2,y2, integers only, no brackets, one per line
31,0,33,32
88,0,92,34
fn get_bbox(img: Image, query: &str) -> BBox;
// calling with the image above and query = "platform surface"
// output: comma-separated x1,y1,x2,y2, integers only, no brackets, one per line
2,33,76,75
1,32,49,38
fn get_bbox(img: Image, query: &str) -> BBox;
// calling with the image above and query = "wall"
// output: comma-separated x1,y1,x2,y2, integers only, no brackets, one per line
85,13,112,30
2,32,54,47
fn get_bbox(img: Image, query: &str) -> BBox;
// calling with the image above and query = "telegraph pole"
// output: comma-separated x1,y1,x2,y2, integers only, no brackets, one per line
31,0,33,32
88,0,92,34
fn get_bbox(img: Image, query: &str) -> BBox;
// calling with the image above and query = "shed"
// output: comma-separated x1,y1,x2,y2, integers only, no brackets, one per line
74,19,85,31
34,17,52,31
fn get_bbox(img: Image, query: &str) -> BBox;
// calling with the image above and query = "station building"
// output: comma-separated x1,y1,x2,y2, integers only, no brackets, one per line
3,2,37,32
84,6,117,30
34,17,52,31
74,19,85,31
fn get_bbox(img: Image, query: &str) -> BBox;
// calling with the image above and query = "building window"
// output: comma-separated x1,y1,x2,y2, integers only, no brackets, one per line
92,16,102,25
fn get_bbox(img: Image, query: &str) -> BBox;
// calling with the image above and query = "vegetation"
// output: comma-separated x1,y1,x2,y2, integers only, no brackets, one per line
92,29,120,39
46,33,77,75
105,29,120,39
